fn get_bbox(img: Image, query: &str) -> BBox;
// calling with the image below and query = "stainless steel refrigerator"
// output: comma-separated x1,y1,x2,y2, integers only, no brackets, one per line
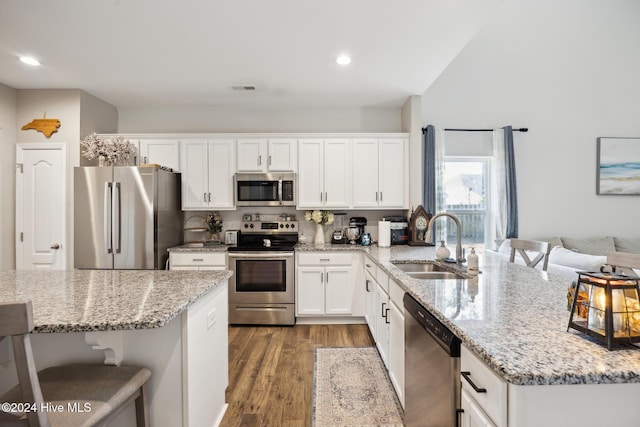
74,166,183,269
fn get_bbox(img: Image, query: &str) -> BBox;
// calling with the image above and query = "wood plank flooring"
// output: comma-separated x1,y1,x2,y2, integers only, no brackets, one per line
221,324,374,427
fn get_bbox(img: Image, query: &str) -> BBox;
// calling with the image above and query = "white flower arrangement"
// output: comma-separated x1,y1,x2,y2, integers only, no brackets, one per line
304,210,334,225
81,133,137,165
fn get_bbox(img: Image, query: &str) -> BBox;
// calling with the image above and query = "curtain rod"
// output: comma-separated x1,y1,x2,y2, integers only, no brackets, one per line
421,127,528,133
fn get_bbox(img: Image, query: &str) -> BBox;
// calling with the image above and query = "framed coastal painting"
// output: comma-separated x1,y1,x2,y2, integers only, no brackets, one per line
597,137,640,195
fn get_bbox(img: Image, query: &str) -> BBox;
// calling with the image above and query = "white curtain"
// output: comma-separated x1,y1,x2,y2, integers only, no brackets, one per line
490,129,507,249
434,128,446,242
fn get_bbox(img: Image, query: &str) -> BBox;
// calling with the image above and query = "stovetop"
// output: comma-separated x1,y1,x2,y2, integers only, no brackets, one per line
228,220,298,252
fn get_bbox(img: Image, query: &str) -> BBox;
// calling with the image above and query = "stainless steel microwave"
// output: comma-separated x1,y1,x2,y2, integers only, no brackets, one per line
235,173,296,207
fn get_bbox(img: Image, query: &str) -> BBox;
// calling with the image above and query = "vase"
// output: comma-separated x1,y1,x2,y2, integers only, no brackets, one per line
98,156,111,167
314,224,325,245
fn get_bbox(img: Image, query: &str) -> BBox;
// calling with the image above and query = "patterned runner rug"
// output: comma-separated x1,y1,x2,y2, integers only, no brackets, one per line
312,347,404,427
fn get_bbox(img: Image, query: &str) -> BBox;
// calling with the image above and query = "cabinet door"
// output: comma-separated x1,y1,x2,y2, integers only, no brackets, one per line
297,139,324,208
365,272,377,338
323,139,351,208
375,281,390,367
461,388,496,427
296,266,325,315
324,266,353,315
378,138,406,208
139,139,181,172
267,139,296,172
208,139,235,208
352,139,380,208
236,138,266,172
180,139,210,209
388,300,405,408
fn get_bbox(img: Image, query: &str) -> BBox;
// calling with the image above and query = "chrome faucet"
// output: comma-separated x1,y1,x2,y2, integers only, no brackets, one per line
426,213,466,264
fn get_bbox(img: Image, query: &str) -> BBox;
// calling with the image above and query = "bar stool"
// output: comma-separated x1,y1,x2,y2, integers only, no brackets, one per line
0,301,150,427
509,238,552,271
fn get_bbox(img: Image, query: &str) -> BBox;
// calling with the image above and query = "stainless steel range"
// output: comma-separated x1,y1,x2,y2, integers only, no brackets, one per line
228,220,298,325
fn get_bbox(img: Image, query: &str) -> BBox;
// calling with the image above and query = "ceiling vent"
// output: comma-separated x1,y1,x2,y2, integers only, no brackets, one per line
232,85,256,91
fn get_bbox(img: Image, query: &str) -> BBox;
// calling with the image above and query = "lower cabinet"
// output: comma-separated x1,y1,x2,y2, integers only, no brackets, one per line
169,252,227,270
387,279,405,408
460,345,507,427
461,388,496,427
364,256,404,408
296,252,362,318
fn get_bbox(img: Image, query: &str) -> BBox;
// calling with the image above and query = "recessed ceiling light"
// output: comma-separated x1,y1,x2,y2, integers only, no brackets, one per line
336,55,351,66
19,56,41,66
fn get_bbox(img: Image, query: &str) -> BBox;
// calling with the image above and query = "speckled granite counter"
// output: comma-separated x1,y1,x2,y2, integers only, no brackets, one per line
0,269,232,333
298,243,640,387
168,243,230,252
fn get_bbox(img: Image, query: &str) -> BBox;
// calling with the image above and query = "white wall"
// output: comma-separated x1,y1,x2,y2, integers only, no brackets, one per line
0,83,17,269
15,89,118,268
422,0,640,239
118,106,401,133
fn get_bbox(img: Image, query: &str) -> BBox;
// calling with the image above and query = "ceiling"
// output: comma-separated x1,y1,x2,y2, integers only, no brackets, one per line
0,0,502,109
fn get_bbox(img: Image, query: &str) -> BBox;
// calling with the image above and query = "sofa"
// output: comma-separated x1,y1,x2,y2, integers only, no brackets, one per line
494,236,640,279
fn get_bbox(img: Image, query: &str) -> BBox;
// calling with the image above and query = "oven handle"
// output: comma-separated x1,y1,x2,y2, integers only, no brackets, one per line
228,252,294,258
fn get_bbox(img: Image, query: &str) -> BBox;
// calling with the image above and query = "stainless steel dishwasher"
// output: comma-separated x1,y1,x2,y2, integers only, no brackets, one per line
404,293,461,427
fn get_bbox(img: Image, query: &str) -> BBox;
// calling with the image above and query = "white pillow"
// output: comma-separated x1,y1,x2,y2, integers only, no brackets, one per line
549,247,606,271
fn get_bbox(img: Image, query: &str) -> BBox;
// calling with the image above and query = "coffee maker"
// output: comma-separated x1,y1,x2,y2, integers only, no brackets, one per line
383,215,409,245
348,217,367,244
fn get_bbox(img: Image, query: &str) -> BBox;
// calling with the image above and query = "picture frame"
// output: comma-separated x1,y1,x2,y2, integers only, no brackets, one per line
596,137,640,195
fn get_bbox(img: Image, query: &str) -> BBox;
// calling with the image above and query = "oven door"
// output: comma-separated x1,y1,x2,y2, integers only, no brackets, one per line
228,252,295,304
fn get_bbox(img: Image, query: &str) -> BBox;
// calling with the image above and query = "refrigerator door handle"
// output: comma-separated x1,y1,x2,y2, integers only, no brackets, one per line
113,182,121,254
104,182,112,254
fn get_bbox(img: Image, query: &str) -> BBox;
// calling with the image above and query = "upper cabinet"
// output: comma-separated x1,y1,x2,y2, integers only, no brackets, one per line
137,139,181,172
180,139,235,210
353,138,407,208
297,139,351,209
236,138,297,173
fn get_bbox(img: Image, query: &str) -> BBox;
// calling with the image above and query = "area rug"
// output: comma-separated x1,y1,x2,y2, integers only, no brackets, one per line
312,347,404,427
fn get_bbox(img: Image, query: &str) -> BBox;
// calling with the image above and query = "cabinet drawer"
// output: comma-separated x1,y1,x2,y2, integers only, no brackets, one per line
389,279,404,307
461,345,507,427
170,252,226,266
296,252,352,265
376,268,389,293
364,257,377,277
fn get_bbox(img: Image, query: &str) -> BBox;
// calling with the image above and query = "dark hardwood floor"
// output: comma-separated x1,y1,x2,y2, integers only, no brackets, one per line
221,324,375,427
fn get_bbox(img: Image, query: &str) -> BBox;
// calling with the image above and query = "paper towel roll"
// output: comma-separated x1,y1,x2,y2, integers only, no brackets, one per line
378,221,391,247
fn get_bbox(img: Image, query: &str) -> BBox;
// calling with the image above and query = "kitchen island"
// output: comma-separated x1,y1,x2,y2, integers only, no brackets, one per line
301,244,640,426
0,269,231,427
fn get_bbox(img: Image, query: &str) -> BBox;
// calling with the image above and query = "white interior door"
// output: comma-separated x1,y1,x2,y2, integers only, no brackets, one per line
16,143,66,270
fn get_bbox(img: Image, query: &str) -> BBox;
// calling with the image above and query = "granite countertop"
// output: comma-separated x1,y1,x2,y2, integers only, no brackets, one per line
0,269,232,333
168,243,230,252
164,241,640,386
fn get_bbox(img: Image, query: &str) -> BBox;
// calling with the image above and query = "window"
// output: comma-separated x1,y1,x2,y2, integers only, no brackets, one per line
442,157,490,250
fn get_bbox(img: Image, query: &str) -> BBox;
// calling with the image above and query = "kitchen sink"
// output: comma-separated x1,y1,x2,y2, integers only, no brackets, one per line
392,262,450,273
405,271,462,280
392,262,464,280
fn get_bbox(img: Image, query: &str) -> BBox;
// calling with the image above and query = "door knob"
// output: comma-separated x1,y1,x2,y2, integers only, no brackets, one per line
50,243,60,250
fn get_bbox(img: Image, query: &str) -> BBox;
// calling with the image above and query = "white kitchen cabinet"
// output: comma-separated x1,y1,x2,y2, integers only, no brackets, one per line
297,139,351,208
296,252,357,317
352,138,406,208
137,138,181,172
387,279,405,408
461,388,496,427
180,139,235,210
236,138,296,172
364,264,378,337
461,345,507,427
375,278,390,368
169,252,227,271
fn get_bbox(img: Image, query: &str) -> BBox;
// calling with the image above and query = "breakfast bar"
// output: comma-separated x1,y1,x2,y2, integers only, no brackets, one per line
0,269,231,427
